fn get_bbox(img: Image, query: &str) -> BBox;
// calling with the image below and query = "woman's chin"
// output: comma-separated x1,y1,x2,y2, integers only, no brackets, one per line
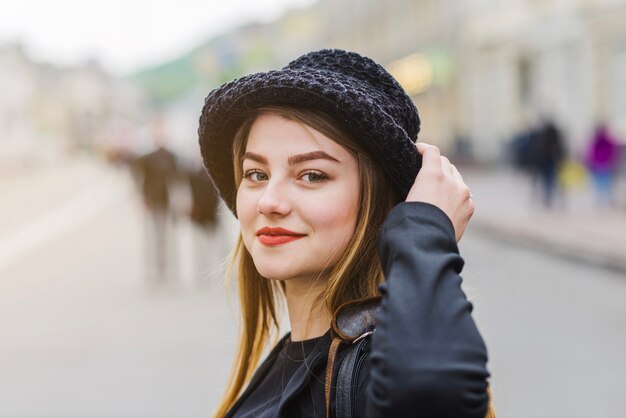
254,263,318,282
254,265,293,281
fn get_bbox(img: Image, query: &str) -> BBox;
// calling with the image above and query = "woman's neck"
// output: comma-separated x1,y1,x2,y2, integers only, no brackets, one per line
284,277,331,342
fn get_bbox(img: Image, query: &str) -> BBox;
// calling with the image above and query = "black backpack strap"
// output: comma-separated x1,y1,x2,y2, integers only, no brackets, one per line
328,297,380,418
335,335,372,418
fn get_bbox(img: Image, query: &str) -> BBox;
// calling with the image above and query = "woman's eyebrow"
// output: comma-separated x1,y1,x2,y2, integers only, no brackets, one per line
242,151,340,165
288,151,340,165
242,152,267,164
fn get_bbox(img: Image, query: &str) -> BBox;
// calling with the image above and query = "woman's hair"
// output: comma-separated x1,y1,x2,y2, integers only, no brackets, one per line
213,106,399,417
213,106,497,418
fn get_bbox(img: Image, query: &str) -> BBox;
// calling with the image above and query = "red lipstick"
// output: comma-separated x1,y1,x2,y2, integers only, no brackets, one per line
256,227,306,246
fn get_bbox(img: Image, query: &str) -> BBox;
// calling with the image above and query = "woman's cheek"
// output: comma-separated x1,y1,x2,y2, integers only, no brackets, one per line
313,194,358,239
236,190,257,238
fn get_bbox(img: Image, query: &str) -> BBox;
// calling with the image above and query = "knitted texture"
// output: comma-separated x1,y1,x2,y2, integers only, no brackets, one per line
198,49,422,215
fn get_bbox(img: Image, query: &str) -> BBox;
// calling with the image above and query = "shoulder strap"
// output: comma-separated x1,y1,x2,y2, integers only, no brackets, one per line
335,335,372,418
325,297,380,418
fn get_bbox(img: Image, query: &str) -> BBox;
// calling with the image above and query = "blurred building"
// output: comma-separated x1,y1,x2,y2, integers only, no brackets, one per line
122,0,626,163
456,0,626,158
306,0,626,160
0,44,39,165
270,6,325,65
0,43,146,170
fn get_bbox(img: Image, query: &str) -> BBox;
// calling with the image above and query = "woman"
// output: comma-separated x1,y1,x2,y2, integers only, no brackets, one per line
199,49,494,418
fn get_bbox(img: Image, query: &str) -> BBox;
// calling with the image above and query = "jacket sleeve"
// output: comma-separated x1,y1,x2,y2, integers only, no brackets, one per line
362,202,490,418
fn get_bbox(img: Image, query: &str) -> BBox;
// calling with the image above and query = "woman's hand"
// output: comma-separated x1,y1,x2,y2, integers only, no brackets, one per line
405,142,474,242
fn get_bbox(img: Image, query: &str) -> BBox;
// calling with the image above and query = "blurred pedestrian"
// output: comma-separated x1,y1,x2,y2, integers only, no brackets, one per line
585,123,621,208
133,118,179,285
509,113,544,202
199,49,494,418
532,119,566,208
184,158,221,284
510,124,539,174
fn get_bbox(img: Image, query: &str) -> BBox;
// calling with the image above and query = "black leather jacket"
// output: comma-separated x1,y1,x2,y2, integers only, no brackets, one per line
226,202,490,418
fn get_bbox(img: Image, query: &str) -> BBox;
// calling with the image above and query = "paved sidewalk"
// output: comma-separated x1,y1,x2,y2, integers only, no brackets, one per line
0,154,132,272
0,153,118,235
464,166,626,272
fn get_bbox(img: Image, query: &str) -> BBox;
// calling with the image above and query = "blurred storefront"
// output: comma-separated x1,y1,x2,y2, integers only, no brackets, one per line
302,0,626,160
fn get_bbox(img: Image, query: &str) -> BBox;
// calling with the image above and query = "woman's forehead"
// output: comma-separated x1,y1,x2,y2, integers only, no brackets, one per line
244,113,351,161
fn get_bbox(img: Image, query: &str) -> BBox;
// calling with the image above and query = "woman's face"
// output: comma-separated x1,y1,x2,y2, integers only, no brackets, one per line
236,113,360,282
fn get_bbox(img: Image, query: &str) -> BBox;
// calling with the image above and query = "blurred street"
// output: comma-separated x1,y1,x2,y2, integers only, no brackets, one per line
0,157,239,418
1,157,625,418
465,167,626,272
461,233,626,418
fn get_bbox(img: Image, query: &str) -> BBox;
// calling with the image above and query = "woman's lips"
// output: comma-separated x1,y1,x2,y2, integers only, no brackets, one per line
256,227,306,246
258,235,305,246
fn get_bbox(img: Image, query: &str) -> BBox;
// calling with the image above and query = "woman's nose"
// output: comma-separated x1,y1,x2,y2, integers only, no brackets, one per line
257,180,291,216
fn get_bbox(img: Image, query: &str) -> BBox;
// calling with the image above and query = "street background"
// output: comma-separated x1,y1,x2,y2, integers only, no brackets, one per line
2,1,626,418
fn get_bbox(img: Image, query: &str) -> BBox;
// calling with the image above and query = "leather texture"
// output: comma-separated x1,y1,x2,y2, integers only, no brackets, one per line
332,297,381,342
326,298,380,418
336,336,372,418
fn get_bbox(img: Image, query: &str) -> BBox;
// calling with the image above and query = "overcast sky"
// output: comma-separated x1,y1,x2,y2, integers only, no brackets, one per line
0,0,315,75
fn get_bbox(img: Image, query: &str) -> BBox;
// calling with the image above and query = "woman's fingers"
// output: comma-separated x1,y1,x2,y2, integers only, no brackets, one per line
408,142,473,242
440,156,454,178
450,163,463,183
416,142,442,166
417,142,454,177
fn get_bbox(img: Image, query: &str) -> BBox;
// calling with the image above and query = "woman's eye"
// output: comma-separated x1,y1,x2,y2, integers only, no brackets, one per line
243,170,268,182
300,171,329,183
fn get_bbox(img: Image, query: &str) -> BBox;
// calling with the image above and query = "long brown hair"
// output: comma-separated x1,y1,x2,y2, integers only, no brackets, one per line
213,106,398,417
213,106,496,418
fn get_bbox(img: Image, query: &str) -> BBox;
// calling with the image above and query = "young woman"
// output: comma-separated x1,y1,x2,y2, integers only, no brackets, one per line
199,49,494,418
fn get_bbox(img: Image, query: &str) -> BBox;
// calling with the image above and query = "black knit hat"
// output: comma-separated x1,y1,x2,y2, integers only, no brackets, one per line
198,49,421,215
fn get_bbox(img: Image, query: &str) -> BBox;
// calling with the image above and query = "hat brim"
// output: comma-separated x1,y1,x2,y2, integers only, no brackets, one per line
198,68,421,216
